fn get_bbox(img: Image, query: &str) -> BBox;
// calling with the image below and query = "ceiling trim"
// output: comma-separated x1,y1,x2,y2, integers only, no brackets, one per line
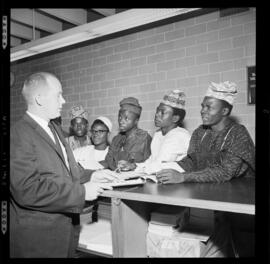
38,8,87,26
11,8,201,62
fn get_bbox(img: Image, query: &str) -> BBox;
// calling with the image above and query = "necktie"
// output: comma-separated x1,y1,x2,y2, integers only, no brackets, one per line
48,122,65,161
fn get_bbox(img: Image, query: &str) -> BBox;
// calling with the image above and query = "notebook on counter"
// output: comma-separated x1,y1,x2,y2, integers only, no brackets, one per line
115,171,158,183
102,171,158,188
105,177,145,188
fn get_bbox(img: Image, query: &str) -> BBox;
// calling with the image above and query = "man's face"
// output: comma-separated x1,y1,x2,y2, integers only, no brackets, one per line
154,103,175,128
91,123,109,146
118,109,138,133
200,97,225,126
71,117,88,137
42,76,65,119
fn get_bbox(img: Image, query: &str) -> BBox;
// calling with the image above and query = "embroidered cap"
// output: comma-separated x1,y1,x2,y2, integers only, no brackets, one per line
70,105,88,120
162,90,186,109
205,81,237,105
119,97,142,115
95,116,113,132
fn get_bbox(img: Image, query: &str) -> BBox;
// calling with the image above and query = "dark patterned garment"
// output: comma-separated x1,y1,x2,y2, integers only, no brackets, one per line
178,118,255,182
105,128,152,170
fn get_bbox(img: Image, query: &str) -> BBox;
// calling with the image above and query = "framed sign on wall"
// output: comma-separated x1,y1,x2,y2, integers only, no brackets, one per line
247,66,255,105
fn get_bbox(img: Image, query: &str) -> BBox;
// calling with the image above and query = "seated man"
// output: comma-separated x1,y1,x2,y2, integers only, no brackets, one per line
104,97,152,170
156,81,255,257
156,81,255,184
119,90,191,173
67,105,92,151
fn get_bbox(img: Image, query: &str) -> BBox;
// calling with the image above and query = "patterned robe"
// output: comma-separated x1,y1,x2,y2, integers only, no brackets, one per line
178,118,255,182
66,134,92,151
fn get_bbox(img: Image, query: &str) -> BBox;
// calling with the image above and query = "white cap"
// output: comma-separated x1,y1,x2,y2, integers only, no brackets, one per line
95,116,113,132
205,81,237,105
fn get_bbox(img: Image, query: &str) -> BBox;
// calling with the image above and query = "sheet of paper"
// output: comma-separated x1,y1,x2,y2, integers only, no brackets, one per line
115,171,149,180
109,178,145,188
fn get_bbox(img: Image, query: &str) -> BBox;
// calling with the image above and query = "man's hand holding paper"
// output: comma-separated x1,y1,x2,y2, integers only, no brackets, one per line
91,169,126,183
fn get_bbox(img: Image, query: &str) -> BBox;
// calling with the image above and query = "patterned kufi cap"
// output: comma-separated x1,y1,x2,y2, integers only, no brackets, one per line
205,81,237,105
119,97,142,115
69,105,88,120
162,90,186,109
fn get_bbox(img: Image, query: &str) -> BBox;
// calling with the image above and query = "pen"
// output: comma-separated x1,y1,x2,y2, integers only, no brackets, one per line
115,165,121,174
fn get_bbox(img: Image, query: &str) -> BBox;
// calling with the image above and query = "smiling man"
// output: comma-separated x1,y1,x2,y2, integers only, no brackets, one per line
157,81,255,184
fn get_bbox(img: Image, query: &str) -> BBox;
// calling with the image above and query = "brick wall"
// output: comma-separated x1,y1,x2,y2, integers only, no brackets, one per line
10,8,256,142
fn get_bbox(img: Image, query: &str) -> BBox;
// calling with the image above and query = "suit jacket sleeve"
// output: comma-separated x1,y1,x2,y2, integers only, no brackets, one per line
10,123,85,214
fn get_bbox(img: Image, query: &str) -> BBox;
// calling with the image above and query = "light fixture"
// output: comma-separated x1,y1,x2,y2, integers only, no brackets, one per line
11,8,201,62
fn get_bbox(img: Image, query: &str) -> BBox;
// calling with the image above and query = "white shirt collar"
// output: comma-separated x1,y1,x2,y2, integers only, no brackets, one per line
26,111,49,130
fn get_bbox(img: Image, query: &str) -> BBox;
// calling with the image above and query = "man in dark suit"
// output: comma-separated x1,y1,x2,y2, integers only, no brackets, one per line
10,72,112,258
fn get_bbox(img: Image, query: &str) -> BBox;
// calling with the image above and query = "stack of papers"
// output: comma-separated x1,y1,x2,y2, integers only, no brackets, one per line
78,218,112,256
97,198,111,220
148,206,190,237
148,223,179,237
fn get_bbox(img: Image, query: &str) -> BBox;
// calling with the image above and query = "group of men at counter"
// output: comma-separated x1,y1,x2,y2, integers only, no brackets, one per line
10,72,255,258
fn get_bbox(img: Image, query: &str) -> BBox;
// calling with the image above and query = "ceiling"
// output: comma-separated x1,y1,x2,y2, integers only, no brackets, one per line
10,9,128,48
10,8,204,62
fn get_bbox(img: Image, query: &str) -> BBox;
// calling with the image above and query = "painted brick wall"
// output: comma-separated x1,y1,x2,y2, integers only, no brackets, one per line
10,8,256,142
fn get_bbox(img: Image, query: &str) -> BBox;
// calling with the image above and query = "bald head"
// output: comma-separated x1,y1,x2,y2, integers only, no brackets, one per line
22,72,59,105
22,72,65,121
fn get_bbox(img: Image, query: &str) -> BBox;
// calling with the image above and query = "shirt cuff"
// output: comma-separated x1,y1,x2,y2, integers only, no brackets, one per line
160,162,185,172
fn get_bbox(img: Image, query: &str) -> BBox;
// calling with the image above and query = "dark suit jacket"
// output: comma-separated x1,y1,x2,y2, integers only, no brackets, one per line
10,114,86,258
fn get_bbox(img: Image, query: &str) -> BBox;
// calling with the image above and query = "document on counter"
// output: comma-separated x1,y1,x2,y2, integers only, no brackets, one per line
114,171,158,183
102,171,158,188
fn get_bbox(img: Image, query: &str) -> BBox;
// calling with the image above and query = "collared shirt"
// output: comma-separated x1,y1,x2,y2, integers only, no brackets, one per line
135,126,191,174
26,111,69,169
147,126,191,162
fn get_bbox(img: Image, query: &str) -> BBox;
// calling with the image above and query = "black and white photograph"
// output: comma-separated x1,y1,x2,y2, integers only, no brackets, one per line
1,7,265,262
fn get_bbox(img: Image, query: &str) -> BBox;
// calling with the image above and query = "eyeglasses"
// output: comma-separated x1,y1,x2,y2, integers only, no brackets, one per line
90,129,108,135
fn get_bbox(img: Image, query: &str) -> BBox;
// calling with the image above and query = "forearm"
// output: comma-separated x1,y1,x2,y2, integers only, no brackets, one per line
182,158,249,183
182,167,232,183
177,155,196,172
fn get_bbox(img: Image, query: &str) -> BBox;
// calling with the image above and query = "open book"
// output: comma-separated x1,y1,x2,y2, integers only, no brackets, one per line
101,171,158,188
117,171,158,183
